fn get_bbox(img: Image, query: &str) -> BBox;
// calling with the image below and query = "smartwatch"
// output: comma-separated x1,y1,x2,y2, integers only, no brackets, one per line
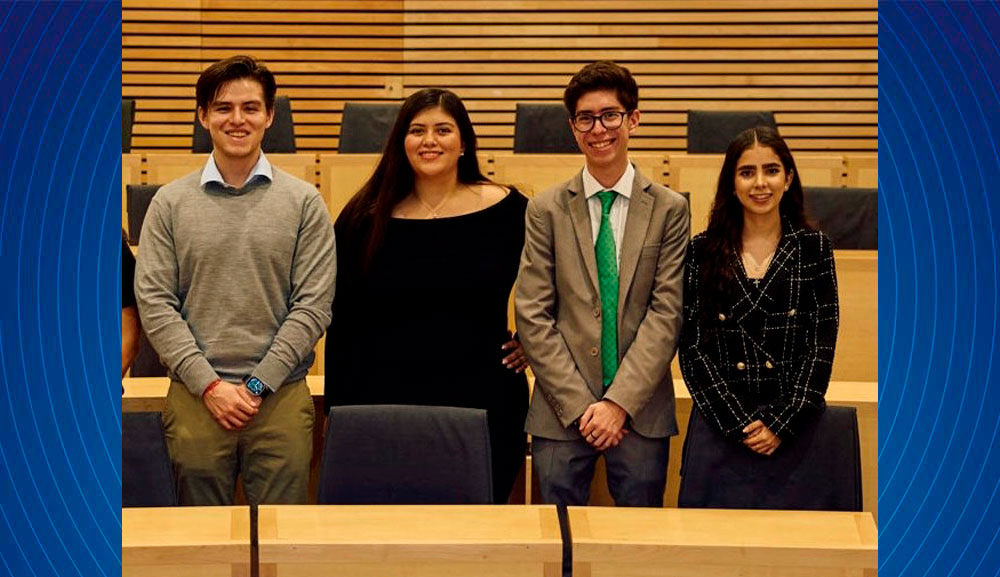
245,376,271,398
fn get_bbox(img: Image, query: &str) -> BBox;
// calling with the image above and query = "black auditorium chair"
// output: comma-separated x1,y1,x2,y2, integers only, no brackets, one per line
193,95,296,153
126,184,162,246
804,186,878,249
131,331,167,378
122,98,135,154
318,404,494,504
338,102,401,153
123,412,177,507
513,103,578,153
686,110,778,154
678,405,862,511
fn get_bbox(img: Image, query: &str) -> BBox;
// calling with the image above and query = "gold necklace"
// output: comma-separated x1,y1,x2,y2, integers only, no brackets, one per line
413,184,476,218
414,193,449,218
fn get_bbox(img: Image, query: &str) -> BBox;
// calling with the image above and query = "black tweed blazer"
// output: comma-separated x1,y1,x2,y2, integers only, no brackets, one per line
678,226,839,441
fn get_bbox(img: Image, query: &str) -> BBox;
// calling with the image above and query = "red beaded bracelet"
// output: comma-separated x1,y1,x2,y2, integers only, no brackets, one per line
202,378,222,398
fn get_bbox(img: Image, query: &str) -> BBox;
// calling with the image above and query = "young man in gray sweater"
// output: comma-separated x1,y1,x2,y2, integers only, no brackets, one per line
134,56,336,505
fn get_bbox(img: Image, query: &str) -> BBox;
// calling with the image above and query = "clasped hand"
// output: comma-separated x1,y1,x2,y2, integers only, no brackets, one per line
579,399,628,451
743,419,781,455
203,381,261,430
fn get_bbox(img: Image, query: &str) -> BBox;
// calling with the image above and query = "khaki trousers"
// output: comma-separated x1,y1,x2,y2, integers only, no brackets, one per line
163,379,314,505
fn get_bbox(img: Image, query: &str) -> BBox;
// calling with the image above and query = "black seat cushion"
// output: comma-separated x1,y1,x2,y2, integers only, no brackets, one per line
687,110,778,154
513,103,578,153
319,404,493,504
123,412,177,507
679,405,861,511
338,102,402,153
804,186,878,249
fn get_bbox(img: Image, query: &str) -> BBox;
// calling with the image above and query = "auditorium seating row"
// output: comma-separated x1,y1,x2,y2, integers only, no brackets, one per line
125,97,809,157
123,504,878,576
123,375,878,525
122,151,878,243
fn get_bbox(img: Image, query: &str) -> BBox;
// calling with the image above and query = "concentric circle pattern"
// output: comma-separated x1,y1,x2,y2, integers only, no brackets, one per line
0,1,998,575
0,2,121,576
881,2,1000,575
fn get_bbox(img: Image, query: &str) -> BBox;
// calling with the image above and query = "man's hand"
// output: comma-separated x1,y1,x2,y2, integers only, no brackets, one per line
203,381,261,431
743,419,781,455
579,399,629,451
501,333,529,373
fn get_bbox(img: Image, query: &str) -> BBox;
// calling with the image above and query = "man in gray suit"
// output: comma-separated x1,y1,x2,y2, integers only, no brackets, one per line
516,61,688,506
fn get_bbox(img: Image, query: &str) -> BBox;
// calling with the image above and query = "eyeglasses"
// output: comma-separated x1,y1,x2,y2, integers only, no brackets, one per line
572,110,630,133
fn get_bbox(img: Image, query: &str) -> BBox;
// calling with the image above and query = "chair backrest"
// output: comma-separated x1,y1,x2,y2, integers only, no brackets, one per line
131,331,168,378
686,110,778,154
123,412,177,507
804,186,878,249
679,405,861,511
513,103,578,153
338,102,401,153
123,98,136,153
126,184,163,245
192,95,296,153
318,404,493,504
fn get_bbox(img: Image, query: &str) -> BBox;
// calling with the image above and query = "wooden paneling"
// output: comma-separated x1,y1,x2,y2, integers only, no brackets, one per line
123,0,877,154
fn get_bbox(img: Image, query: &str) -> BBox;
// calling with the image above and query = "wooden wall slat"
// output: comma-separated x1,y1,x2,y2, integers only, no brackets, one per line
123,0,878,154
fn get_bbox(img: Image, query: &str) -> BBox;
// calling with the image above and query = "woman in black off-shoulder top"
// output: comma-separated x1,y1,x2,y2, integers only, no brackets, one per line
325,88,529,504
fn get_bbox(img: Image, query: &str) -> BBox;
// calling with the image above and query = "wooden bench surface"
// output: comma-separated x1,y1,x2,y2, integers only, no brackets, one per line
122,506,250,573
570,506,877,575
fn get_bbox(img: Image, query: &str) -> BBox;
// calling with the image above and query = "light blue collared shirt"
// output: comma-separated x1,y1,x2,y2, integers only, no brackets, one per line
200,151,273,190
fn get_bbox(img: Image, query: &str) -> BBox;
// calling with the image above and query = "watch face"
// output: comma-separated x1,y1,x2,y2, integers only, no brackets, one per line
246,377,266,396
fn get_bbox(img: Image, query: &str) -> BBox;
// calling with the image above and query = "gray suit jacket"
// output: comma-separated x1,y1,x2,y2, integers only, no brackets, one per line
516,166,689,440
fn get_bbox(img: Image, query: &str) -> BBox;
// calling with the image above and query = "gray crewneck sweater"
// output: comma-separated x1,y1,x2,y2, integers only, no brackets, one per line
134,167,336,395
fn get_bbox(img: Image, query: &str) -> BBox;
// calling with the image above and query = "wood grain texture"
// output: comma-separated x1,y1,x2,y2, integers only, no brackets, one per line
123,0,877,153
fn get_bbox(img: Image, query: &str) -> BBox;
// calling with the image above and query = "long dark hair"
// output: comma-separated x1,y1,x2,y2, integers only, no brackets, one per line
337,88,489,271
700,126,810,317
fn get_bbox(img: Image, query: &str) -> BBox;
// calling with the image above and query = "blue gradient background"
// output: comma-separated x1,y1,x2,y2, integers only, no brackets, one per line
0,2,121,575
880,1,1000,576
0,0,996,575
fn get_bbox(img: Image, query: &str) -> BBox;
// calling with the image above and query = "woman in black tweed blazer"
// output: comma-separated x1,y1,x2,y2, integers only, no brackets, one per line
679,126,839,461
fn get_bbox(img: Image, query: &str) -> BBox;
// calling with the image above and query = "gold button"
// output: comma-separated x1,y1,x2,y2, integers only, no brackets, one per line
590,347,599,356
593,308,601,318
736,362,746,371
718,313,726,321
788,309,797,317
765,360,774,369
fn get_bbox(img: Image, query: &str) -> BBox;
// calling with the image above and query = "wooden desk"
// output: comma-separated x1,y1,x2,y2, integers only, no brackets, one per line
317,153,380,219
122,506,250,577
122,154,142,237
143,153,210,185
268,153,319,186
257,505,563,576
835,250,878,382
125,376,877,523
846,154,878,188
569,506,877,577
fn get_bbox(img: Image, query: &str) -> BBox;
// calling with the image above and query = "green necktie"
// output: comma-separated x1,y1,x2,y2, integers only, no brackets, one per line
595,189,619,387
